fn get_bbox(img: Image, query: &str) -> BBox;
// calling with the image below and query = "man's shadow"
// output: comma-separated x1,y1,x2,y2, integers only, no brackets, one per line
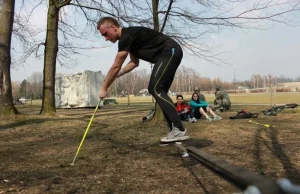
254,127,300,184
180,138,214,194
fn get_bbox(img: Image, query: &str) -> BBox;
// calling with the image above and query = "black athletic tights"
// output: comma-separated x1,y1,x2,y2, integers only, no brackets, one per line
148,46,184,131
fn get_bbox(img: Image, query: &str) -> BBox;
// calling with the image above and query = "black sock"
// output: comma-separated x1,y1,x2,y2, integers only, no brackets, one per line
173,121,185,131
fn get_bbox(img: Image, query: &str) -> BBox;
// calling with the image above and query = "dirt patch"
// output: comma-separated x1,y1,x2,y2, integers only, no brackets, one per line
0,105,300,193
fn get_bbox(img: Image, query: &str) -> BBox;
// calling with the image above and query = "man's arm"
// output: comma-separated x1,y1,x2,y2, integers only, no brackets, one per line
101,51,129,91
117,54,139,77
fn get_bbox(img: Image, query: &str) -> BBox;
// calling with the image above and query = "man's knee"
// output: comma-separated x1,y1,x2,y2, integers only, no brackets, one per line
148,84,165,97
222,99,231,109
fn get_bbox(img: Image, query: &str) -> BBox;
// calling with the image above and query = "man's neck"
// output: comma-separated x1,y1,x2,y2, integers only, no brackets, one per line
117,27,122,38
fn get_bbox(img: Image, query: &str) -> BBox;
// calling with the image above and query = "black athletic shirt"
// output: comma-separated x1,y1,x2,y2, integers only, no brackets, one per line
118,26,180,63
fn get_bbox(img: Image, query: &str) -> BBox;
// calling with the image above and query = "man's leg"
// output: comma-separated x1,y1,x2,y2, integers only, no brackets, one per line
222,99,231,110
148,47,186,133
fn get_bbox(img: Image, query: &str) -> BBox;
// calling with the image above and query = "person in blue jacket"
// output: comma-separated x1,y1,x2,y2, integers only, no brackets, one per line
189,92,222,121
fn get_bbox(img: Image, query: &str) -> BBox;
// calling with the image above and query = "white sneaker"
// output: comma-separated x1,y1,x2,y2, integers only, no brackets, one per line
192,117,197,122
213,116,222,121
187,118,194,123
206,116,213,122
161,127,190,143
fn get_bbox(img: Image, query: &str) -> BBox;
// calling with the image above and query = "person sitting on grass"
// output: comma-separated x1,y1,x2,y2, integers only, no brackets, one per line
213,85,231,112
189,92,222,122
174,95,197,123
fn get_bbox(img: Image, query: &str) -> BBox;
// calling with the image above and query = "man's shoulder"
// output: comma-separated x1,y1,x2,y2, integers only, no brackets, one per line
120,26,152,39
198,93,206,101
124,26,150,32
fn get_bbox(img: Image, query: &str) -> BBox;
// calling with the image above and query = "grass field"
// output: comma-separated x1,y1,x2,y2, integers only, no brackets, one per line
0,93,300,193
27,92,300,106
115,92,300,105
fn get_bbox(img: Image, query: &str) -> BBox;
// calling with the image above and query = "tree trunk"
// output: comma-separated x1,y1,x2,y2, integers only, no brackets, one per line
40,0,59,115
150,0,165,124
152,0,159,32
0,0,18,118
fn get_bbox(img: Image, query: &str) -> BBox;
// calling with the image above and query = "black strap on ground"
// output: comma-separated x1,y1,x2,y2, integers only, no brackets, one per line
185,146,283,194
263,103,299,116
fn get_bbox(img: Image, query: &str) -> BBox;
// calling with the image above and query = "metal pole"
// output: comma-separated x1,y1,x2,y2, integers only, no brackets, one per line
126,81,130,106
151,63,154,103
269,75,273,106
233,66,237,94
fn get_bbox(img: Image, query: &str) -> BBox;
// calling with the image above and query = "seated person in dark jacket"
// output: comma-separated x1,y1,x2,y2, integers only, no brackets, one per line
174,95,196,123
189,92,222,122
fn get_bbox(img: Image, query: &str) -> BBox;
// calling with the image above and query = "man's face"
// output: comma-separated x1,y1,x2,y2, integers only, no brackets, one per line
99,23,119,43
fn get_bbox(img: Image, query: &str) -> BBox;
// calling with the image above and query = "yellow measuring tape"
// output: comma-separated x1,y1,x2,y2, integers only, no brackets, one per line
70,100,101,166
249,120,274,128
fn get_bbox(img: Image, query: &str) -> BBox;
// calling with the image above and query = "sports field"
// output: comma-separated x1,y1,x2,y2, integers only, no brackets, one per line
0,93,299,193
115,92,300,105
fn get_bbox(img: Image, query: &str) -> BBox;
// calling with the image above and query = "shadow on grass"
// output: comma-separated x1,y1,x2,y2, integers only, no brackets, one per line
254,127,300,184
0,116,99,131
57,108,150,118
254,128,265,175
88,131,215,193
1,118,215,193
268,127,300,183
181,157,211,194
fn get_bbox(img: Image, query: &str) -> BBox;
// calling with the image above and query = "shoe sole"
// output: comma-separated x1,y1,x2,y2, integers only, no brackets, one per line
159,141,183,146
160,135,190,143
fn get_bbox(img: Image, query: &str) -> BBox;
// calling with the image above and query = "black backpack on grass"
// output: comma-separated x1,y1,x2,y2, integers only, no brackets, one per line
229,110,259,119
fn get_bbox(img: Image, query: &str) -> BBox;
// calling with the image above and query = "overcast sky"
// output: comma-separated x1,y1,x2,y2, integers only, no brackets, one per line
10,1,300,83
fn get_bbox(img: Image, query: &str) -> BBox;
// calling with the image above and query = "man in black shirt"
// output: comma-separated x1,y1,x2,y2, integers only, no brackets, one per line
97,17,189,143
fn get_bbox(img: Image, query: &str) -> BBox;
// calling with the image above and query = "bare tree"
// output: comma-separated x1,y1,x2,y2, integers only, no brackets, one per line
142,0,300,123
27,71,43,83
15,0,153,114
11,80,19,101
0,0,18,118
38,0,72,114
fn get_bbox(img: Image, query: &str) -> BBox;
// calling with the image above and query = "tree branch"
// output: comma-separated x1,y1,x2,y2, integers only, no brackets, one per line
160,0,173,33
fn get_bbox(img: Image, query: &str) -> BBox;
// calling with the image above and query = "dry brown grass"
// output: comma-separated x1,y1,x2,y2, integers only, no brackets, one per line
0,103,300,193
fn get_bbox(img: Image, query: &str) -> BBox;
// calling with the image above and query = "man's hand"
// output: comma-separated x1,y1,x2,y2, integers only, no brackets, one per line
99,89,108,100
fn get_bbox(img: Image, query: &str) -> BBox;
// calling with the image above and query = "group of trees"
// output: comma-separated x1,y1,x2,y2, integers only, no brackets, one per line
110,68,300,96
11,72,43,101
11,69,300,101
1,0,299,117
251,74,300,89
111,66,234,96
